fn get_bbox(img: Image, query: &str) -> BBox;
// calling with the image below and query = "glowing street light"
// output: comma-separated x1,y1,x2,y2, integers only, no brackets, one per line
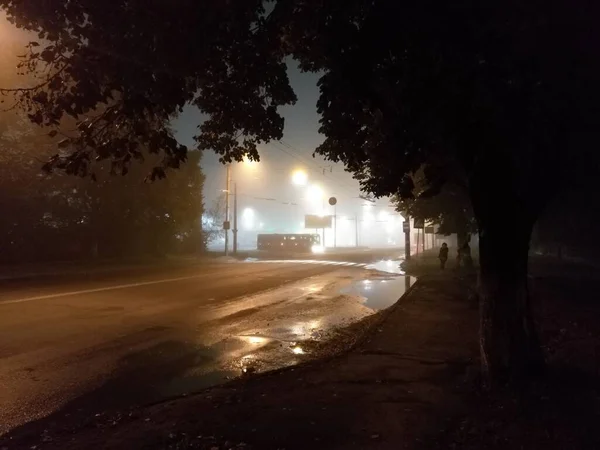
291,169,308,186
242,155,258,166
307,184,324,201
242,207,255,230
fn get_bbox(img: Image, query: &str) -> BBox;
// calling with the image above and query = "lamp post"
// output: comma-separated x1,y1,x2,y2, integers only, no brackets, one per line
224,165,231,256
233,182,238,254
329,196,337,248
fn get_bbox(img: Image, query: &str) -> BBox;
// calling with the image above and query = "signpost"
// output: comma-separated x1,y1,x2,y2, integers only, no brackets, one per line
403,215,411,260
328,197,337,247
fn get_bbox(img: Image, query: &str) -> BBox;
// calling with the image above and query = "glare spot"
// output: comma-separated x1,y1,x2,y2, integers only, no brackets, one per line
291,169,308,186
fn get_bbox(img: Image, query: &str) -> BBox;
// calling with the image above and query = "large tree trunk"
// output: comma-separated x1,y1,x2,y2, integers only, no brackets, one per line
478,218,545,385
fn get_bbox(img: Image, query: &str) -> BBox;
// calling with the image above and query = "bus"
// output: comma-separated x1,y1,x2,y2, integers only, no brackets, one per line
256,233,322,253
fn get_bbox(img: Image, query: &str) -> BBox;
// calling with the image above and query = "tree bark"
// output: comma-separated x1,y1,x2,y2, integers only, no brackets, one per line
478,218,545,386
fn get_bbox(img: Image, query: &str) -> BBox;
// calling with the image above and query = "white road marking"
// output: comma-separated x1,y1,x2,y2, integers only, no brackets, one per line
245,259,367,268
1,259,346,306
1,274,213,305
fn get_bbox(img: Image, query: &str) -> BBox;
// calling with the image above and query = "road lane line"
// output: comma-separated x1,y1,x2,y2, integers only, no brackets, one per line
0,260,334,306
0,274,216,305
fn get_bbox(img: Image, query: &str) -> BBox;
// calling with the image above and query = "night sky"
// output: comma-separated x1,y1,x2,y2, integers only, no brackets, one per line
173,60,361,206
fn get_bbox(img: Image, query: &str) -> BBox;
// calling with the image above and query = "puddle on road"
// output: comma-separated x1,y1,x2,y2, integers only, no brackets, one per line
159,333,313,398
341,274,416,311
160,265,415,399
366,259,405,275
99,265,416,410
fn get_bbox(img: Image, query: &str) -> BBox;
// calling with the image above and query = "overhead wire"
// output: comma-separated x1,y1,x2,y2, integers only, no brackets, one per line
265,141,363,201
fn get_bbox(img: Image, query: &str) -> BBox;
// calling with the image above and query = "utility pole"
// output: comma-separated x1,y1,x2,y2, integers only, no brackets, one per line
404,214,411,260
355,213,359,247
224,164,231,256
233,182,238,254
333,204,337,248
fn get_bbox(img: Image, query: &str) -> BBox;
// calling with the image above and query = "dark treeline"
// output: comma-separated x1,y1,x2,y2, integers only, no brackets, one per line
532,183,600,261
0,109,205,265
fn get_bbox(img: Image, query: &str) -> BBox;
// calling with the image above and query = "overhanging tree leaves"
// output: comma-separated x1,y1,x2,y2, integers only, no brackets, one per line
0,0,296,177
282,0,600,384
395,184,476,240
2,0,599,384
393,164,476,241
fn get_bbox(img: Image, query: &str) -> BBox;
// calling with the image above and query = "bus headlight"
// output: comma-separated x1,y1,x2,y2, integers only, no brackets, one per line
311,245,325,254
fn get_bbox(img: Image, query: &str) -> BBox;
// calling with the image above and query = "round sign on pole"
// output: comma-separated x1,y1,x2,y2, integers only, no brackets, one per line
328,197,337,206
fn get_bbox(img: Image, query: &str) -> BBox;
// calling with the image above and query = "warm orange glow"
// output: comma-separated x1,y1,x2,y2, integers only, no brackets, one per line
291,169,308,186
242,156,258,166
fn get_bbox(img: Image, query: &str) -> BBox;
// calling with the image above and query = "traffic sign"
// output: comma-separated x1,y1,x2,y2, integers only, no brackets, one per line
402,221,410,233
223,221,230,230
328,197,337,206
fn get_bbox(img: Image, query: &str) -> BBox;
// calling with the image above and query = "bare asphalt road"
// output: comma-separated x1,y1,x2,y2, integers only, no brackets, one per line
0,250,403,435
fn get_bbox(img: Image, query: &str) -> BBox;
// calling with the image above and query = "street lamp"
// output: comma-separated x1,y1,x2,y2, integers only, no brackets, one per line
242,156,258,167
242,207,255,230
224,158,261,255
291,169,308,186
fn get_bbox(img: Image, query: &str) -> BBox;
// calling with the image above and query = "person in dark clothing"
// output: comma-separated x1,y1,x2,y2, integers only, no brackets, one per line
439,242,449,269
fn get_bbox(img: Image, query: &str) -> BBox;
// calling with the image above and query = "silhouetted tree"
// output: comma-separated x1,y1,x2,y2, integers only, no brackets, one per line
2,0,599,384
283,0,599,384
393,167,476,244
0,0,296,177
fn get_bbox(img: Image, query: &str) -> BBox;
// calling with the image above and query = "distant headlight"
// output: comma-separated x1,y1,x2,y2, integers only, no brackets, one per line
311,245,325,254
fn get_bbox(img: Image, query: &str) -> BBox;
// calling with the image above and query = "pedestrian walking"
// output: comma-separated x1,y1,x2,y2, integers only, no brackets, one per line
439,242,449,269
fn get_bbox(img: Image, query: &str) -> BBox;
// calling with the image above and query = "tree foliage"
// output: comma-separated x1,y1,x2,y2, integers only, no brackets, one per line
395,185,475,238
393,165,475,238
0,0,296,177
280,0,599,383
0,108,206,263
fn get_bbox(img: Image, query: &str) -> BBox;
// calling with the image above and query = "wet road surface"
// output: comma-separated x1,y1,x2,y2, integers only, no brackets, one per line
0,252,410,434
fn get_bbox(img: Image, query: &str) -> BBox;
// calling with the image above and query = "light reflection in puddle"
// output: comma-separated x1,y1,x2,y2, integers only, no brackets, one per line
306,284,321,293
160,271,381,401
291,346,305,355
240,335,269,345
